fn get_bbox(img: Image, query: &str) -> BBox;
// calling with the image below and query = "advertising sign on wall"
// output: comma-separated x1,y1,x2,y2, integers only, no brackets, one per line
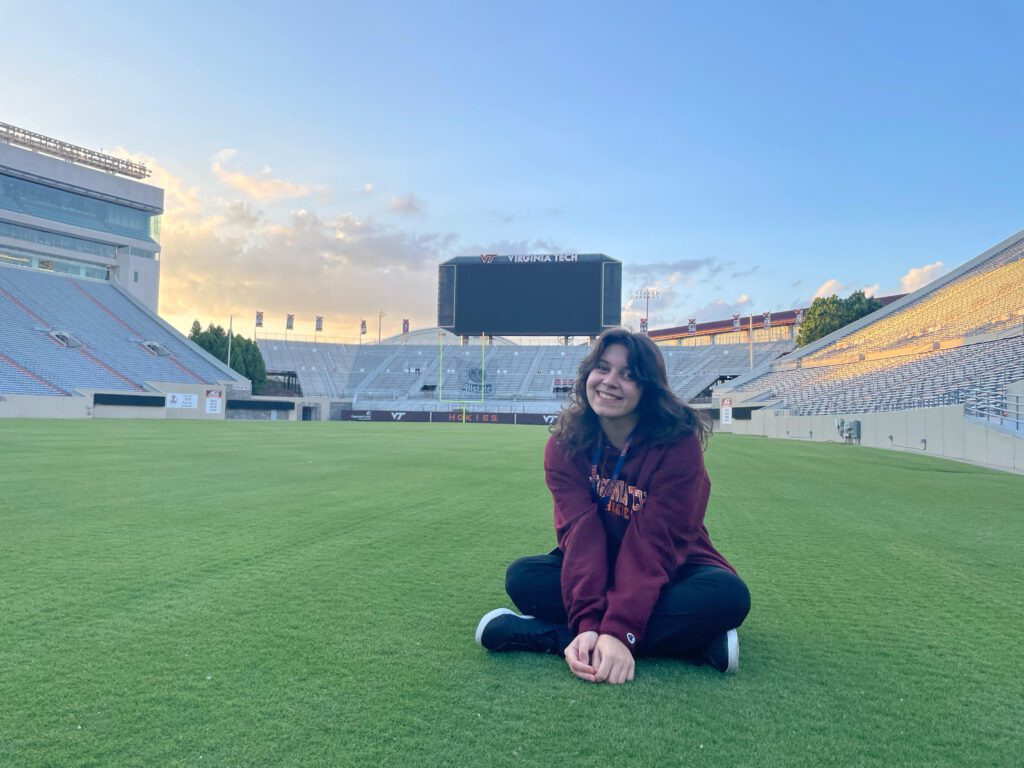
205,389,224,414
166,393,198,409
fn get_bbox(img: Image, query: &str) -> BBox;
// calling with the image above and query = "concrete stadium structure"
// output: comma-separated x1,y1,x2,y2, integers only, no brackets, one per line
0,124,257,420
1,122,163,310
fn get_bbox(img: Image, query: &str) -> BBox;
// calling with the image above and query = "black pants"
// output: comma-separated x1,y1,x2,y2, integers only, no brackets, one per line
505,550,751,657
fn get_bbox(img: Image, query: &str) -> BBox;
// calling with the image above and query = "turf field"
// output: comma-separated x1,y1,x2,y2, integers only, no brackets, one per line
1,420,1021,767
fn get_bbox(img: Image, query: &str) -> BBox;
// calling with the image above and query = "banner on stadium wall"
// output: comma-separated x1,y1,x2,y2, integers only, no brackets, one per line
721,397,733,425
338,410,431,422
515,413,562,426
330,408,744,425
204,389,224,414
379,410,430,422
166,393,198,409
337,410,516,424
336,410,566,425
440,411,515,424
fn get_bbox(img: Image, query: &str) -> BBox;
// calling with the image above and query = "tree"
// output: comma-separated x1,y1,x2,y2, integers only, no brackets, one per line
186,320,266,393
242,340,267,392
796,290,883,347
206,323,228,362
229,339,246,374
843,290,882,322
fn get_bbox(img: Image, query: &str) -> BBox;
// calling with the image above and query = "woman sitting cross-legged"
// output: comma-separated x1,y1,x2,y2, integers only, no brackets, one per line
475,328,750,684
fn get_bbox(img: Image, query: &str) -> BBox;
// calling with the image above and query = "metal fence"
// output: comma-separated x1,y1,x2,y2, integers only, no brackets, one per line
964,388,1024,433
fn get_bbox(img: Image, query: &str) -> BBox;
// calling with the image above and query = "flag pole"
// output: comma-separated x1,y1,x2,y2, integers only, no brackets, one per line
748,313,753,370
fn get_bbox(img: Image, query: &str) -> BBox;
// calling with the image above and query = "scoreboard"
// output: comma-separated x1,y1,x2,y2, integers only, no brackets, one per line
437,253,621,336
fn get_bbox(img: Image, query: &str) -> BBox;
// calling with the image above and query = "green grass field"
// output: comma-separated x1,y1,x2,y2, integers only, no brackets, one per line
1,420,1021,767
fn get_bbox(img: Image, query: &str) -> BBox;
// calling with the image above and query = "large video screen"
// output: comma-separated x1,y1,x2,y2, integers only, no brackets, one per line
438,256,621,336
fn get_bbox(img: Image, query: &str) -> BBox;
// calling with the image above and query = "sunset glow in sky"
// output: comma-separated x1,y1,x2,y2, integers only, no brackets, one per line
6,1,1023,339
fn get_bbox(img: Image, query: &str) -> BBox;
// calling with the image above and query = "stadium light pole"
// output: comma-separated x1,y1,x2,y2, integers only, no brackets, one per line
634,288,659,334
377,310,385,344
226,314,233,370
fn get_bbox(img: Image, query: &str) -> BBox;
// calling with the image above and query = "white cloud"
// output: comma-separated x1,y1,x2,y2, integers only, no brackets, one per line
813,278,845,299
621,286,673,330
111,147,204,222
680,294,756,326
210,149,315,202
364,182,374,193
619,259,721,327
159,208,456,336
388,193,424,215
461,238,570,254
627,258,716,285
125,155,457,337
221,201,262,229
622,276,757,330
899,261,945,293
862,283,880,298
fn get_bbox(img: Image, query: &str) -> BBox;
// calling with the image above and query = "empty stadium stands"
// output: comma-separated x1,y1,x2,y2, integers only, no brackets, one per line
805,239,1024,363
257,335,793,412
722,234,1024,416
0,264,246,397
729,336,1023,415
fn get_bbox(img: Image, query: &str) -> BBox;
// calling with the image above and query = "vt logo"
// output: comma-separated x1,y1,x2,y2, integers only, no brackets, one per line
543,415,558,424
480,254,496,263
391,412,406,420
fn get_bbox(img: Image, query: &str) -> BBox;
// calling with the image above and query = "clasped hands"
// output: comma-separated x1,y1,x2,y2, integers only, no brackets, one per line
563,630,635,684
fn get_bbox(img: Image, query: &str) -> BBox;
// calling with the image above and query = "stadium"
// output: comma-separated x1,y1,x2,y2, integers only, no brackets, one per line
2,125,1022,766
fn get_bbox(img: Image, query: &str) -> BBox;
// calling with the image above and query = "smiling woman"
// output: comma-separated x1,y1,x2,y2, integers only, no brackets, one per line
555,328,710,456
476,328,750,684
585,344,641,440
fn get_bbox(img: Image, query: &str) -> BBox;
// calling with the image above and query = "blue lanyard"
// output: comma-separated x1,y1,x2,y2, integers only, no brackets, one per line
590,429,637,511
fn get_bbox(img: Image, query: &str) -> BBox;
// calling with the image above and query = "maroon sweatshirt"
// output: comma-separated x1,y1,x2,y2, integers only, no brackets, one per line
544,432,735,651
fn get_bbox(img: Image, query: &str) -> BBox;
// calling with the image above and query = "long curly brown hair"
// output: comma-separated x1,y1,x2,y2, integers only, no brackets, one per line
550,327,710,455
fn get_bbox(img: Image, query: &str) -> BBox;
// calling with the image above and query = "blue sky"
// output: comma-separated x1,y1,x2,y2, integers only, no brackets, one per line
5,1,1023,338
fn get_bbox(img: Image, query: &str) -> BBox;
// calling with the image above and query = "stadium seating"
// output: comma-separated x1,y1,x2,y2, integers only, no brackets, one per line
724,238,1024,416
0,265,244,396
257,336,794,412
730,336,1023,415
805,241,1024,363
661,342,791,402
